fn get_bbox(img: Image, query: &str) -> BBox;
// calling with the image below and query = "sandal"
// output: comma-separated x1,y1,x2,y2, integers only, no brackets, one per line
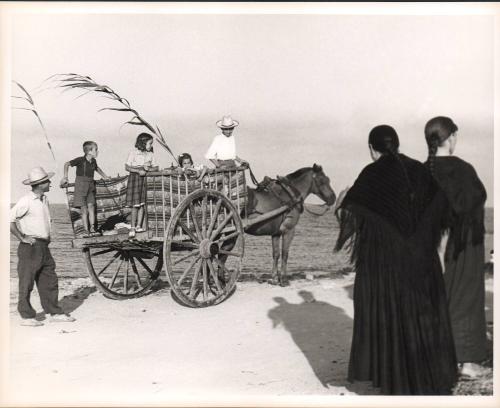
135,227,146,233
128,228,136,238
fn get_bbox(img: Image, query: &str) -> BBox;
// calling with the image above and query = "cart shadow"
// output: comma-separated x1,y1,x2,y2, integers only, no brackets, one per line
267,290,377,393
58,285,97,314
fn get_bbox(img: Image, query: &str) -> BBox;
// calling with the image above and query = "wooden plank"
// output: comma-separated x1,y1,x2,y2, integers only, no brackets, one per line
72,231,151,249
243,205,289,230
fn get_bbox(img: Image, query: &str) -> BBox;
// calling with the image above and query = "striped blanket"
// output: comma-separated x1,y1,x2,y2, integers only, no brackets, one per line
65,171,247,239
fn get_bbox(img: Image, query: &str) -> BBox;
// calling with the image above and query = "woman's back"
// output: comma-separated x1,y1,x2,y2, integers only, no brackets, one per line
335,126,457,395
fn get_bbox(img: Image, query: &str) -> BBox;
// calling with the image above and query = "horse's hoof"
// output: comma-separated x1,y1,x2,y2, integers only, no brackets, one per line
279,278,290,287
267,278,279,286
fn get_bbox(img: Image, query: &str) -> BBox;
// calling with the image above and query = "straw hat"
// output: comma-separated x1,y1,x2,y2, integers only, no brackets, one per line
216,115,239,129
22,166,55,185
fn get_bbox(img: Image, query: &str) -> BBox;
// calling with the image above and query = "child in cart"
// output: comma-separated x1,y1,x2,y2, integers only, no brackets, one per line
176,152,207,182
125,133,159,237
205,115,247,168
60,141,111,237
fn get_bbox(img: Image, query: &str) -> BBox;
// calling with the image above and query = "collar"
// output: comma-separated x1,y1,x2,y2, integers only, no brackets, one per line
30,191,45,201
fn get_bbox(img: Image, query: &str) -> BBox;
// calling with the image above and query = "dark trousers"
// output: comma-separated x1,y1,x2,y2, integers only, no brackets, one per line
17,240,64,318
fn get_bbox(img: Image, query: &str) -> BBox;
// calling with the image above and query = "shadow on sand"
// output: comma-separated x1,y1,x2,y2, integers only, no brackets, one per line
58,285,97,314
266,290,378,394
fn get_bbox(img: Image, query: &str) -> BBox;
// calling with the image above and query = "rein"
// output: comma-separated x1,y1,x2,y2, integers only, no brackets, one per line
304,203,332,216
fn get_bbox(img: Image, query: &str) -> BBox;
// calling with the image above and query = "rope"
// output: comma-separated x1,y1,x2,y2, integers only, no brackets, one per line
247,164,260,186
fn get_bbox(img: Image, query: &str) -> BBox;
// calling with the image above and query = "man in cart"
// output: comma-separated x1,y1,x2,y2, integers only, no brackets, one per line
10,166,76,326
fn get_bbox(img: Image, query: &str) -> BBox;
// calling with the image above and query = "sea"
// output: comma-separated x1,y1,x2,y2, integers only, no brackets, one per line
9,204,494,282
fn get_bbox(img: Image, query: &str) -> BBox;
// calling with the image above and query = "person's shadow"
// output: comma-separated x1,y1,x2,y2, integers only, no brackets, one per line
267,290,358,390
58,285,97,314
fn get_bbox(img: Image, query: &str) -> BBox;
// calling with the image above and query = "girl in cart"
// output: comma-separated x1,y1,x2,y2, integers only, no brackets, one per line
177,152,207,182
125,133,158,237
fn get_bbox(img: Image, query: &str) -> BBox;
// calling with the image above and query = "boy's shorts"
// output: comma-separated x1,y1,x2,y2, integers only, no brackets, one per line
73,176,96,208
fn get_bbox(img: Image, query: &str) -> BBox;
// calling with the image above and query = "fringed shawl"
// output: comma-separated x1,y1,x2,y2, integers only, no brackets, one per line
335,154,447,258
426,156,486,260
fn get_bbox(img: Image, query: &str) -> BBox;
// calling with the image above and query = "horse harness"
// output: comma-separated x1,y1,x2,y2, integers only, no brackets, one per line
256,175,304,214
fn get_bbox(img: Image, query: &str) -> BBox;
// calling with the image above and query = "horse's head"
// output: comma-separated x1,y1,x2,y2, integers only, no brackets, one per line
311,164,336,206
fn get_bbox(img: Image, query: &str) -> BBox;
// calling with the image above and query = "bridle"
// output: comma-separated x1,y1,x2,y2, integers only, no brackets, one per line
304,172,334,216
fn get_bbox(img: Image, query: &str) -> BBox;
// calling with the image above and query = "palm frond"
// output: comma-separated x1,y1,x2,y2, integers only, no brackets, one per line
49,73,177,163
11,81,56,162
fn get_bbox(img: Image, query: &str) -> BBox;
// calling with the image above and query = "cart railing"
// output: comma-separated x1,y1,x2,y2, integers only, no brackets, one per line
145,167,247,240
64,166,248,242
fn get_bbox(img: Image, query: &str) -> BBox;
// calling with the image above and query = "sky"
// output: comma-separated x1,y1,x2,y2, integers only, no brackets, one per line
7,9,495,205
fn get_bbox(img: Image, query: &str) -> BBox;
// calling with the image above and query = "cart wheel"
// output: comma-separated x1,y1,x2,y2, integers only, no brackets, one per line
82,244,163,300
164,189,244,307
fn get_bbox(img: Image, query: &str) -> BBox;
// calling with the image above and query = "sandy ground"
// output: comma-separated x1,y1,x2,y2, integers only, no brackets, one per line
5,274,494,405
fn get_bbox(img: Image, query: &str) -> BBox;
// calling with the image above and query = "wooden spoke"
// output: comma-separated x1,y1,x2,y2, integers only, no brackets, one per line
178,220,199,243
218,249,242,257
189,202,202,240
173,249,200,266
201,194,208,238
189,261,203,299
178,255,201,286
202,260,208,301
109,257,125,289
210,211,234,240
206,258,223,292
97,251,121,277
93,247,116,257
216,231,241,244
135,256,155,277
124,259,129,293
206,199,223,238
129,257,143,289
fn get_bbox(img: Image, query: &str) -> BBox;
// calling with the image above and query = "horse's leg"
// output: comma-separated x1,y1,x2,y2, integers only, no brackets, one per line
269,234,280,285
216,237,237,286
280,227,296,287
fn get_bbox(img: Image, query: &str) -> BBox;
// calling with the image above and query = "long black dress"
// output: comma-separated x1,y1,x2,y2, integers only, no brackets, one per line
427,156,487,363
335,153,458,395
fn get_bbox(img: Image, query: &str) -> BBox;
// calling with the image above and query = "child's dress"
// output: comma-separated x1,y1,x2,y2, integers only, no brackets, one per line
125,149,156,207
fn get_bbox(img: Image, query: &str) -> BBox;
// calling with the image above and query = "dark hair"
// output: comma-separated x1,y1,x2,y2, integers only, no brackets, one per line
135,133,154,152
178,153,193,167
424,116,458,175
369,124,413,201
368,125,400,155
83,141,97,154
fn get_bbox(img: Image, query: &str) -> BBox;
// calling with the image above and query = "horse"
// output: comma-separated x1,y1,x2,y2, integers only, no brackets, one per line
219,164,336,286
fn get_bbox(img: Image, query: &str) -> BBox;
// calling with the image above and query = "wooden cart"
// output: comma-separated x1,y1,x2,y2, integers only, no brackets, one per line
65,165,289,307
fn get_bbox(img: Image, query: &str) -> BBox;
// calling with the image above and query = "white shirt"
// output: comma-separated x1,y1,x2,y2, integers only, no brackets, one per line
204,134,236,160
10,192,52,239
126,149,157,168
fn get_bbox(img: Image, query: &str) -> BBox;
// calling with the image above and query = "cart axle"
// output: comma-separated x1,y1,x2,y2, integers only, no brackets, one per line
199,239,219,258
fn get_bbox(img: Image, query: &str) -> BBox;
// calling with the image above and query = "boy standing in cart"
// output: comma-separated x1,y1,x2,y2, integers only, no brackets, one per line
60,141,111,237
10,166,76,326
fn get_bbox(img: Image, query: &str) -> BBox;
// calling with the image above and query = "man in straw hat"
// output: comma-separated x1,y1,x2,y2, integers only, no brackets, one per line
205,115,248,168
10,166,76,326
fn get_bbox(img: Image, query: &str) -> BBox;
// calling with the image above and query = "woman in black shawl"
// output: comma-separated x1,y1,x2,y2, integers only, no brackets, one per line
424,116,488,378
334,125,457,395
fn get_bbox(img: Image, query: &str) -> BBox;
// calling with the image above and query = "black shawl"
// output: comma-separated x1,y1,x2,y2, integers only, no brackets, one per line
335,154,447,260
426,156,486,260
